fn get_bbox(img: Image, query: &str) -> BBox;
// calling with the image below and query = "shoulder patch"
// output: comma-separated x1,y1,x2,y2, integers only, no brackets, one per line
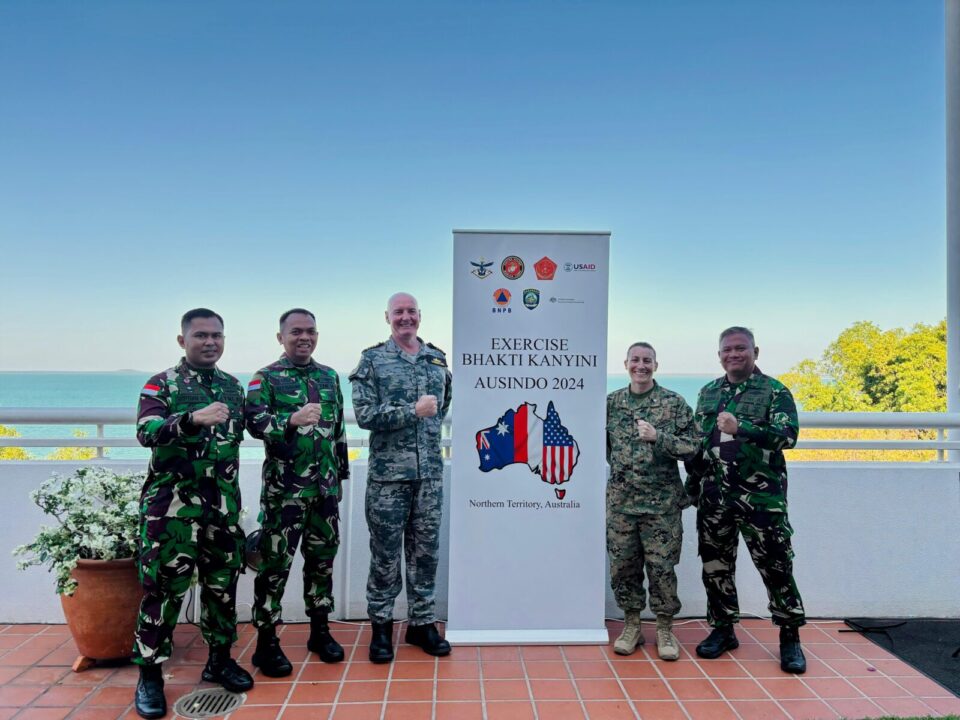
428,356,447,367
142,370,170,397
425,342,447,355
349,360,370,381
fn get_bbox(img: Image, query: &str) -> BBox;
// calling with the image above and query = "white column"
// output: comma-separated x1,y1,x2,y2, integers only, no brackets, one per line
948,0,960,459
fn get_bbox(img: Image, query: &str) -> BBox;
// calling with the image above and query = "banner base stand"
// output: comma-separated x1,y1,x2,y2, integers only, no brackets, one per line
445,628,609,646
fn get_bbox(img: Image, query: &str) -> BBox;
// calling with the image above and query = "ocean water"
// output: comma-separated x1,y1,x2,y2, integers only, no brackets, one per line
0,372,715,459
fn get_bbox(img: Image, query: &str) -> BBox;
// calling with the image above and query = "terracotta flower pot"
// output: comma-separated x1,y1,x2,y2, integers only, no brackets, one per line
60,558,144,668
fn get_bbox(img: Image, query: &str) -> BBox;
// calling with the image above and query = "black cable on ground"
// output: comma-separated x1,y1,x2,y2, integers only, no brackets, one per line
841,618,907,651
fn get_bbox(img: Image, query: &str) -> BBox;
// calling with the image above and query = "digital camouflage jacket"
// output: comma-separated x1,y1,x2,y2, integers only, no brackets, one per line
350,337,452,482
606,382,698,514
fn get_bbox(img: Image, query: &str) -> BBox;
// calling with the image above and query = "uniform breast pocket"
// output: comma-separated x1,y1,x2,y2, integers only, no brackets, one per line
175,391,212,424
428,365,448,401
737,400,769,422
220,391,244,421
317,389,338,422
273,380,305,410
697,389,722,416
380,368,415,401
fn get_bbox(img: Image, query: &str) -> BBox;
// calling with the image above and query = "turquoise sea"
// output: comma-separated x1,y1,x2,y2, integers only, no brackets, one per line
0,372,715,459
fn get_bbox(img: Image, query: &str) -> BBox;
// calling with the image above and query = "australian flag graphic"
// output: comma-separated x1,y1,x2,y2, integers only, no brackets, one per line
475,401,580,499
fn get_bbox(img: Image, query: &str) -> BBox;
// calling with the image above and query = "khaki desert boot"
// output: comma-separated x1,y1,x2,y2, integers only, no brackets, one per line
655,616,680,661
614,611,645,655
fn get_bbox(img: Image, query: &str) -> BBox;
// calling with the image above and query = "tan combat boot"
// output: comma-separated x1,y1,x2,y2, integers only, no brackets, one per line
655,615,680,661
614,611,645,655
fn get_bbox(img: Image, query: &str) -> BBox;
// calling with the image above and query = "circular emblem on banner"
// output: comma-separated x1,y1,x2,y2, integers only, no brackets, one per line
501,256,525,279
493,288,512,306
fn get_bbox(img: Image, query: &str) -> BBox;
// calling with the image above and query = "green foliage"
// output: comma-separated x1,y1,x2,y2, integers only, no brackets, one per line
780,320,946,412
0,424,31,461
12,467,144,595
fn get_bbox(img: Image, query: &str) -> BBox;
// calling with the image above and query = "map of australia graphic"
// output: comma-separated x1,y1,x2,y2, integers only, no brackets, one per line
474,401,580,499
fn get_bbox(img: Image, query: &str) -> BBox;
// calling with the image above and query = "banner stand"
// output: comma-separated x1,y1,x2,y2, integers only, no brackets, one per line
445,629,609,646
447,230,611,645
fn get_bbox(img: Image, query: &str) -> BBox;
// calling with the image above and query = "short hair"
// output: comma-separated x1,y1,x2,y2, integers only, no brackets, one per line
626,341,656,359
279,308,316,328
719,326,755,346
181,308,224,332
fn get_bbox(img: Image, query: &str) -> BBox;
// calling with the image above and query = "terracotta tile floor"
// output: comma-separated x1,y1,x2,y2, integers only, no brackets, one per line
0,619,958,720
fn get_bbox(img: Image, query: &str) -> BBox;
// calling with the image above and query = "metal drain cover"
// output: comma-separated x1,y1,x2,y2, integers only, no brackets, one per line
173,688,245,718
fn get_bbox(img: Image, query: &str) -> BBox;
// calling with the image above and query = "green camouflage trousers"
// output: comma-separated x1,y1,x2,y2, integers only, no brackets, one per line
697,479,805,628
133,479,243,665
607,509,682,617
253,490,340,628
365,478,442,625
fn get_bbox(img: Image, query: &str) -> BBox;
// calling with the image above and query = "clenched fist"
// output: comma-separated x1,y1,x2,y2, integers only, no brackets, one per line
636,419,658,442
190,402,230,427
717,411,739,435
415,395,438,418
290,403,322,427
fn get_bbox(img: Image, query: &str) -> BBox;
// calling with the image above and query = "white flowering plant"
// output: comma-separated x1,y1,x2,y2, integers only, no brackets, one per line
13,466,144,595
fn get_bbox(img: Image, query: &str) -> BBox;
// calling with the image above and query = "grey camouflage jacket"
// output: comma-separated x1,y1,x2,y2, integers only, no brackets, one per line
350,337,452,482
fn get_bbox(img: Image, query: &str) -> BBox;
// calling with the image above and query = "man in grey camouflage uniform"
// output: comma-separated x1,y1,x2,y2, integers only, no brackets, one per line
350,292,452,663
607,342,698,660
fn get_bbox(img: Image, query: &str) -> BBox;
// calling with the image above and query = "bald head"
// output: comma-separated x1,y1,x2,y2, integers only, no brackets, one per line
387,292,419,313
385,292,422,346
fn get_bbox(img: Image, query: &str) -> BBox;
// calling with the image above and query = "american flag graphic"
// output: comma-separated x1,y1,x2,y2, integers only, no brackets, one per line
541,401,577,485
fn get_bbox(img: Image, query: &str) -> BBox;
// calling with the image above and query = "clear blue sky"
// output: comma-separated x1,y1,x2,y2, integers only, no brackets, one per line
0,1,945,375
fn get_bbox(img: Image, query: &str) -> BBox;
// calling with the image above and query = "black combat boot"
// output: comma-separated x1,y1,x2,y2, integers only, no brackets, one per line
369,620,394,664
779,625,807,674
695,625,739,659
307,611,345,663
405,622,451,657
134,663,167,719
202,644,254,692
251,626,293,677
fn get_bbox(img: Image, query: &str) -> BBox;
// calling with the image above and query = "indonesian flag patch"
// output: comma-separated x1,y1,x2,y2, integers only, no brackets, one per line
141,383,161,396
247,379,262,393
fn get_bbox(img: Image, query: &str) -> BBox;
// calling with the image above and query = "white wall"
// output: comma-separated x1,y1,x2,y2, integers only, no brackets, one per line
1,460,957,625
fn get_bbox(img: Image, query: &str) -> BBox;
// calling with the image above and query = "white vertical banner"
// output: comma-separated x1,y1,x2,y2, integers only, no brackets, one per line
447,230,610,644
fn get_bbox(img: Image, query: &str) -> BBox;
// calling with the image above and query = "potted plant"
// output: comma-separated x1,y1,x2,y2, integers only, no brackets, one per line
13,466,145,671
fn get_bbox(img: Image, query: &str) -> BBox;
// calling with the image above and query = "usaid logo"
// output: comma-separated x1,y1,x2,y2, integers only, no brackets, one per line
563,262,597,272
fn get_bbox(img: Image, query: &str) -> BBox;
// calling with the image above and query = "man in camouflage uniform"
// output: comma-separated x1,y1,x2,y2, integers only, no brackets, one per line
607,342,698,661
350,292,452,663
133,308,253,719
685,326,806,673
244,309,350,675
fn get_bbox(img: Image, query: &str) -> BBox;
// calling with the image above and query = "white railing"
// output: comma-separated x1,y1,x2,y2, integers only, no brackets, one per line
0,408,453,458
0,408,959,460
